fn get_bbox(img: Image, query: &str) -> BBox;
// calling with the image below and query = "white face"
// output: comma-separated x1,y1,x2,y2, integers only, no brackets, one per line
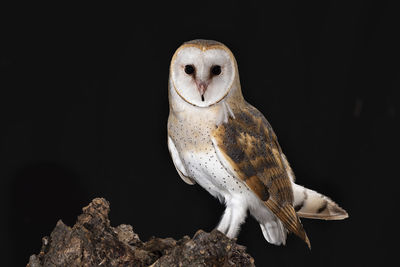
171,46,235,107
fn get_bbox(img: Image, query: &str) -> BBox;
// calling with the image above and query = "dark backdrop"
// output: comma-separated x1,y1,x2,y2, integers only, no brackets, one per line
1,1,398,266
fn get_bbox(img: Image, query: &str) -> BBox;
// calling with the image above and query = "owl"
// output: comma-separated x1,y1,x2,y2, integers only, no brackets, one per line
167,39,348,248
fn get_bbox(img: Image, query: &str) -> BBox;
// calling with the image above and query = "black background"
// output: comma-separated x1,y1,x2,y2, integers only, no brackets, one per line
1,1,399,266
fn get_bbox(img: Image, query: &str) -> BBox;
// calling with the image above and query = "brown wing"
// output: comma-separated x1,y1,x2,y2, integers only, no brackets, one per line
212,102,310,248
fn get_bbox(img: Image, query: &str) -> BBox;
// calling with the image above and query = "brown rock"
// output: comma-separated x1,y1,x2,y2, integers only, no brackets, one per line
27,198,255,267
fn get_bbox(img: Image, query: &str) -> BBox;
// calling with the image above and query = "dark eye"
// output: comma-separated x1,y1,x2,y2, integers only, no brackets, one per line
184,65,195,75
211,65,221,76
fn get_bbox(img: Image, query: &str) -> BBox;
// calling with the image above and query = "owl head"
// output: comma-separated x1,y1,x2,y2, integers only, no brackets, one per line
169,39,242,108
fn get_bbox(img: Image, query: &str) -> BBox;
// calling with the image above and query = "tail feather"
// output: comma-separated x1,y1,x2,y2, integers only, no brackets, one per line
292,183,349,220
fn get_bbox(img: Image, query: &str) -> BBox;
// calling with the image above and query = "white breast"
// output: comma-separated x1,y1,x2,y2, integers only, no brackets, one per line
180,144,249,203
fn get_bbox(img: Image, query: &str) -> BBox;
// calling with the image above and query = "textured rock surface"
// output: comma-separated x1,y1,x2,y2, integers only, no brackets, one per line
27,198,255,267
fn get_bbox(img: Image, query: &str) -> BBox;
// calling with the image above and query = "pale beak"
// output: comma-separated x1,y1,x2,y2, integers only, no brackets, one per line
196,81,208,101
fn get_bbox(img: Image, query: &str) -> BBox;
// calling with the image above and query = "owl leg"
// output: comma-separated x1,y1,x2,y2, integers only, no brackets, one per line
225,196,247,238
216,207,232,234
249,200,287,245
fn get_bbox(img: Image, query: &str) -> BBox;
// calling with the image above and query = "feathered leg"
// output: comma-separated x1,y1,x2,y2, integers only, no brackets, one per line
216,206,232,234
225,196,247,238
249,199,287,245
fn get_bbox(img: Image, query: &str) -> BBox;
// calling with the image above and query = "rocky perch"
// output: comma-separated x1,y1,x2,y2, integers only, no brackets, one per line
27,198,255,267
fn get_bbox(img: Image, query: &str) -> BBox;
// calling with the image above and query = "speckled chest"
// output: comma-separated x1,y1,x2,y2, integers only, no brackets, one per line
168,113,247,198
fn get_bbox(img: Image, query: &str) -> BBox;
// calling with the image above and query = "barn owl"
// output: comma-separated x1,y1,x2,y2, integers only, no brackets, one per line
167,39,348,248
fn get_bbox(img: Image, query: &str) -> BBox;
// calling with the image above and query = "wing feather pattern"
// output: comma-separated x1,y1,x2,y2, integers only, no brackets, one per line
212,102,310,248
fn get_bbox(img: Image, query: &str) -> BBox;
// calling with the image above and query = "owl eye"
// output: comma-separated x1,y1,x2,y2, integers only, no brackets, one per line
184,65,195,75
211,65,221,76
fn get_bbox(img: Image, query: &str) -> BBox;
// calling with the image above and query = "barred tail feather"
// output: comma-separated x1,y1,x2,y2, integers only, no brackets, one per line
292,183,349,220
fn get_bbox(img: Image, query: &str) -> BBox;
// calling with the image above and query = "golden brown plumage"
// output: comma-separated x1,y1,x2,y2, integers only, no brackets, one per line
212,102,310,248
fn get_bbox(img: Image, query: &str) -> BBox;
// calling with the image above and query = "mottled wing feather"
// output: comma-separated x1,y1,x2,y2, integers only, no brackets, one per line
212,102,310,248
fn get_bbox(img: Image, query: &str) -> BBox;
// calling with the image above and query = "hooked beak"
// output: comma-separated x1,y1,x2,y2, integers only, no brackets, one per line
196,81,208,101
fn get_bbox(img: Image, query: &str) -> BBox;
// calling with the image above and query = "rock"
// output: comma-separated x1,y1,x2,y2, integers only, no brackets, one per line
27,198,255,267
